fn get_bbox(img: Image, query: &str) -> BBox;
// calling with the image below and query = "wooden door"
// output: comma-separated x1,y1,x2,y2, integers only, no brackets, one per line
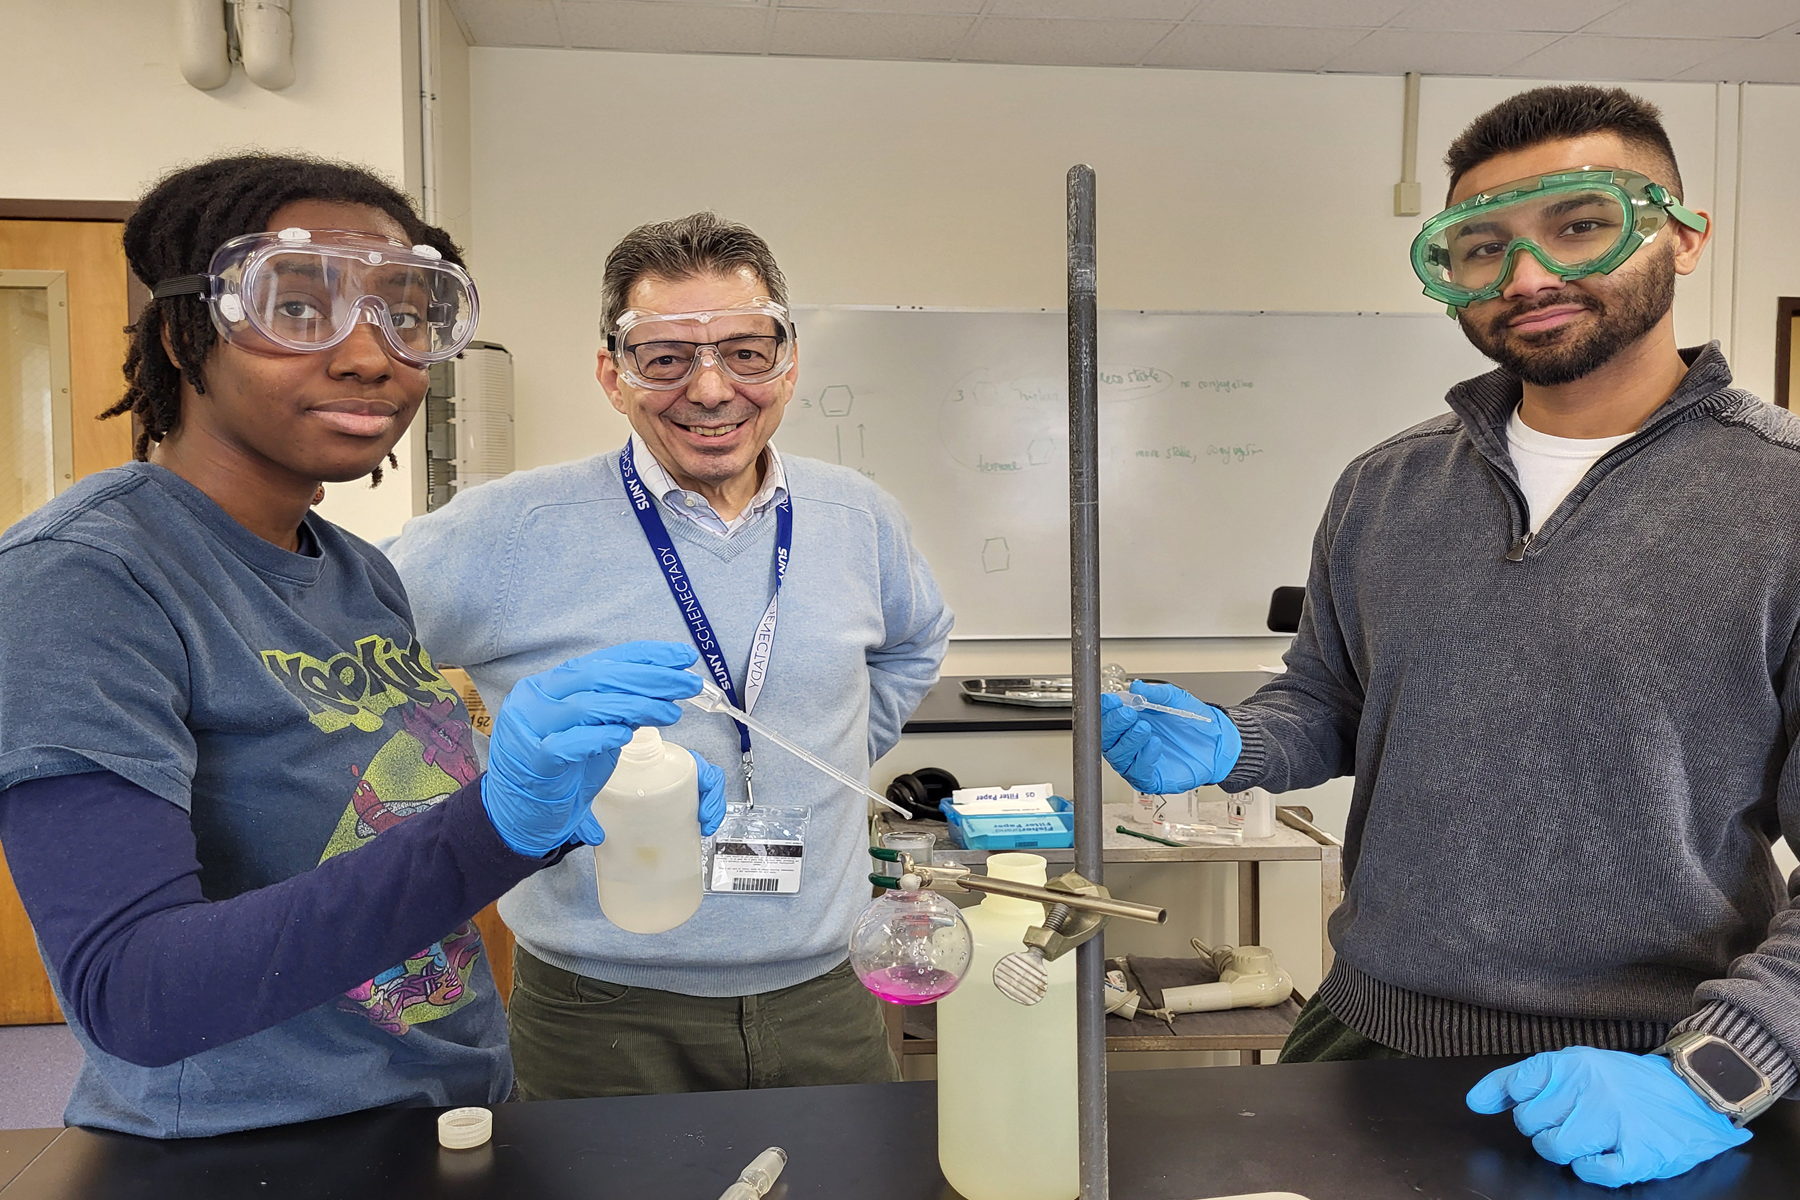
442,667,517,1006
0,212,135,1024
0,219,135,479
1789,308,1800,409
0,843,61,1024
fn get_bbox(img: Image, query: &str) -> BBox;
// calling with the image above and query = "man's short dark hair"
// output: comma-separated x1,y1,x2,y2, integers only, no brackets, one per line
600,212,788,333
1444,85,1683,203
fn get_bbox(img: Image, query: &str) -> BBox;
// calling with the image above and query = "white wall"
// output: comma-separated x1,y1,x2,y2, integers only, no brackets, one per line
1732,85,1800,404
2,0,420,541
469,50,1736,479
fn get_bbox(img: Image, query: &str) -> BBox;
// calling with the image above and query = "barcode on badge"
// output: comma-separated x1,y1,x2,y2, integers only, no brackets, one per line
731,877,780,893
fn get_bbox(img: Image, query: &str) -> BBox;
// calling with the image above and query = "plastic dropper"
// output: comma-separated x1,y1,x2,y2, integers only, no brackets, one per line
683,677,913,819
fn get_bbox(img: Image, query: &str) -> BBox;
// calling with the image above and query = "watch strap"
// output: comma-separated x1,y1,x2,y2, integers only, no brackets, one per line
1656,1030,1781,1126
1673,1000,1798,1092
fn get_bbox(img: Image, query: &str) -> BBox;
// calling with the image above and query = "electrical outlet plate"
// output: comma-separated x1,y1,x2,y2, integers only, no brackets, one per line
1393,180,1423,216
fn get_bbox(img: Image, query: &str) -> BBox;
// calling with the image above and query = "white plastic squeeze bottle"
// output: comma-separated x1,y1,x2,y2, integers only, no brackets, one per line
935,852,1078,1200
591,726,703,934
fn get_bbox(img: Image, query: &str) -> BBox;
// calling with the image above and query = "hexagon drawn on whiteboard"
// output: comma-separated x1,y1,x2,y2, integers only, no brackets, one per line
1028,437,1055,466
981,537,1011,574
818,385,854,417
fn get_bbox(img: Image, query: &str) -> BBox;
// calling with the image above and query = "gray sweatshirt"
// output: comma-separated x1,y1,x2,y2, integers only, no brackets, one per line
1224,344,1800,1091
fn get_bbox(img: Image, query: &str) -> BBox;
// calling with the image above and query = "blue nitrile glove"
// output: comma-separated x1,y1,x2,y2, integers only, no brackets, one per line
1098,681,1242,794
1467,1046,1753,1189
693,751,727,839
482,641,703,856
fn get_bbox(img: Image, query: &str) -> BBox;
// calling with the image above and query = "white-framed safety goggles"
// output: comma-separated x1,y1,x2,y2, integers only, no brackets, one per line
153,227,480,366
605,298,796,391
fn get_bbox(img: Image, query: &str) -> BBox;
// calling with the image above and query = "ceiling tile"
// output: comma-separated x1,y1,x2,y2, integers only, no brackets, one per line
770,9,975,57
989,0,1199,17
1502,34,1742,79
1321,26,1560,73
557,1,771,53
1386,0,1627,33
1674,27,1800,83
1145,23,1371,70
450,0,563,46
775,0,984,13
1585,0,1799,38
1191,0,1411,28
958,16,1179,65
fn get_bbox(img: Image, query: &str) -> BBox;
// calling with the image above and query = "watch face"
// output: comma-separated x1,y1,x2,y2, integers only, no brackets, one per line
1689,1041,1764,1104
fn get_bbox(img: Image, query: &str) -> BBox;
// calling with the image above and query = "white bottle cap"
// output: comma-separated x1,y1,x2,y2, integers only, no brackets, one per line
438,1106,492,1149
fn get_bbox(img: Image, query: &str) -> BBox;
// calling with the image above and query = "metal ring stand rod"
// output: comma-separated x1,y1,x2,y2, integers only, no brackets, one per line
1066,162,1107,1200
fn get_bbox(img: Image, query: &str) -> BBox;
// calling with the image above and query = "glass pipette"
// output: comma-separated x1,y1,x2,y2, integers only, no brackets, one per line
1100,662,1216,724
683,676,914,819
1112,692,1216,723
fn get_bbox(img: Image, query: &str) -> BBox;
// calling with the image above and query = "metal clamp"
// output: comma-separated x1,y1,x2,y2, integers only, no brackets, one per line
868,848,1166,952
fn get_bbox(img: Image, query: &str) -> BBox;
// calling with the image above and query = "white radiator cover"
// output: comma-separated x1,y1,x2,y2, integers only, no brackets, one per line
452,344,514,491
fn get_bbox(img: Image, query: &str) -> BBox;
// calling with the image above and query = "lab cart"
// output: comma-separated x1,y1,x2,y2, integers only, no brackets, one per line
872,802,1342,1066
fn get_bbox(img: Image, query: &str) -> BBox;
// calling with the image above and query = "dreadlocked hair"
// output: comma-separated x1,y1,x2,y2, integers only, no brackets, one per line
106,153,464,486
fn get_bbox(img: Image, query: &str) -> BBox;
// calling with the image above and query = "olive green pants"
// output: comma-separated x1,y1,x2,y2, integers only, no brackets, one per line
507,946,901,1100
1278,994,1413,1063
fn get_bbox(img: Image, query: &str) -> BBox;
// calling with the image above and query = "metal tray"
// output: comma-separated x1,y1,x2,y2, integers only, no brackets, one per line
958,676,1074,708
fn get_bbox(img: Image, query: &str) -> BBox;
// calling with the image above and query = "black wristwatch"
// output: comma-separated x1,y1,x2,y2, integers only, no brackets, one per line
1654,1032,1779,1126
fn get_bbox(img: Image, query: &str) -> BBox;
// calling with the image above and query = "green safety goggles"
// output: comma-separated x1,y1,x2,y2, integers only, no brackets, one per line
1410,168,1707,309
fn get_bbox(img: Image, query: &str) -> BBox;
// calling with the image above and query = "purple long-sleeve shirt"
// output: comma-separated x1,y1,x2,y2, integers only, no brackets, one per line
0,770,549,1069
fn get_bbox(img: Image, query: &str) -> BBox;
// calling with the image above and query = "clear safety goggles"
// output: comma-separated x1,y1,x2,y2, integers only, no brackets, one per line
605,299,796,391
153,228,480,366
1411,168,1707,309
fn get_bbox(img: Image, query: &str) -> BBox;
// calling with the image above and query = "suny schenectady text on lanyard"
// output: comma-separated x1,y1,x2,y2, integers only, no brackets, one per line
620,440,792,810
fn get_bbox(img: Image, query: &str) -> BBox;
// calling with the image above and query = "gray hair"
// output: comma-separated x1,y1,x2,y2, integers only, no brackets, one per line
600,212,789,333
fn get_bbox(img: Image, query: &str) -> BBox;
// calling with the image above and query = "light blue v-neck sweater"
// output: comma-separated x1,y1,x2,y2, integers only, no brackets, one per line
384,446,952,996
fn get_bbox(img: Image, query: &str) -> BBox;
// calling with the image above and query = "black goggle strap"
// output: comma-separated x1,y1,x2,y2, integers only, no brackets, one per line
151,274,217,301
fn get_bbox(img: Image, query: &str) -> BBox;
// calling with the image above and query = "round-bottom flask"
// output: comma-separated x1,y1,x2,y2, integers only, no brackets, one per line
850,885,973,1005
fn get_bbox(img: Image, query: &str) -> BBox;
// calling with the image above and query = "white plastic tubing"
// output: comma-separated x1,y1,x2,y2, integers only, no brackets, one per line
177,0,294,92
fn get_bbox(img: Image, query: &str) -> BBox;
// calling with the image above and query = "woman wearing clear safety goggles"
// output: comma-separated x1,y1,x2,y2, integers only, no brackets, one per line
0,153,721,1137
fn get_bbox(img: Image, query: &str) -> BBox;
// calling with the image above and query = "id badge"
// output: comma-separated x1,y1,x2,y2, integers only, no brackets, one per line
706,804,812,896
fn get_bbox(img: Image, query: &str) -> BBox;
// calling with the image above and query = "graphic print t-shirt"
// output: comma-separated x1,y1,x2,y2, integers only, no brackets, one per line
0,463,509,1136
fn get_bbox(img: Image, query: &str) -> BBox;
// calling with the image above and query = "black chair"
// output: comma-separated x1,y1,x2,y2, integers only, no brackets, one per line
1267,586,1305,633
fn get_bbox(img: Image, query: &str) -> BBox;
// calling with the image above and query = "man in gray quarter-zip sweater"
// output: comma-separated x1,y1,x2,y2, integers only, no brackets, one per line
1103,86,1799,1188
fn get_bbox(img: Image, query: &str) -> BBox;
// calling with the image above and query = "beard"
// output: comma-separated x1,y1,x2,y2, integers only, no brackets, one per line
1457,242,1676,386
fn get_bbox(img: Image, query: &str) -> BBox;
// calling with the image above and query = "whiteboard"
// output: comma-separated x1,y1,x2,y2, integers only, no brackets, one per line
777,308,1492,638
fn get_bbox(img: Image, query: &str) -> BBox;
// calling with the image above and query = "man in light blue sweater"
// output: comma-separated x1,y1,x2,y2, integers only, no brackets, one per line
385,212,951,1098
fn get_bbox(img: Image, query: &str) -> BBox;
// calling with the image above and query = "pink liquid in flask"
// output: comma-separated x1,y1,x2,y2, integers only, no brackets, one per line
861,965,961,1005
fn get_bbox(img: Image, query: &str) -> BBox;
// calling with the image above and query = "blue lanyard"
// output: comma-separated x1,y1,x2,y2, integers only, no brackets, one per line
620,441,792,802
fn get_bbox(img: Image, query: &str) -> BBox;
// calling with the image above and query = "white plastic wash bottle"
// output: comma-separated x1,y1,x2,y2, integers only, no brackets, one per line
935,852,1079,1200
591,726,703,934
